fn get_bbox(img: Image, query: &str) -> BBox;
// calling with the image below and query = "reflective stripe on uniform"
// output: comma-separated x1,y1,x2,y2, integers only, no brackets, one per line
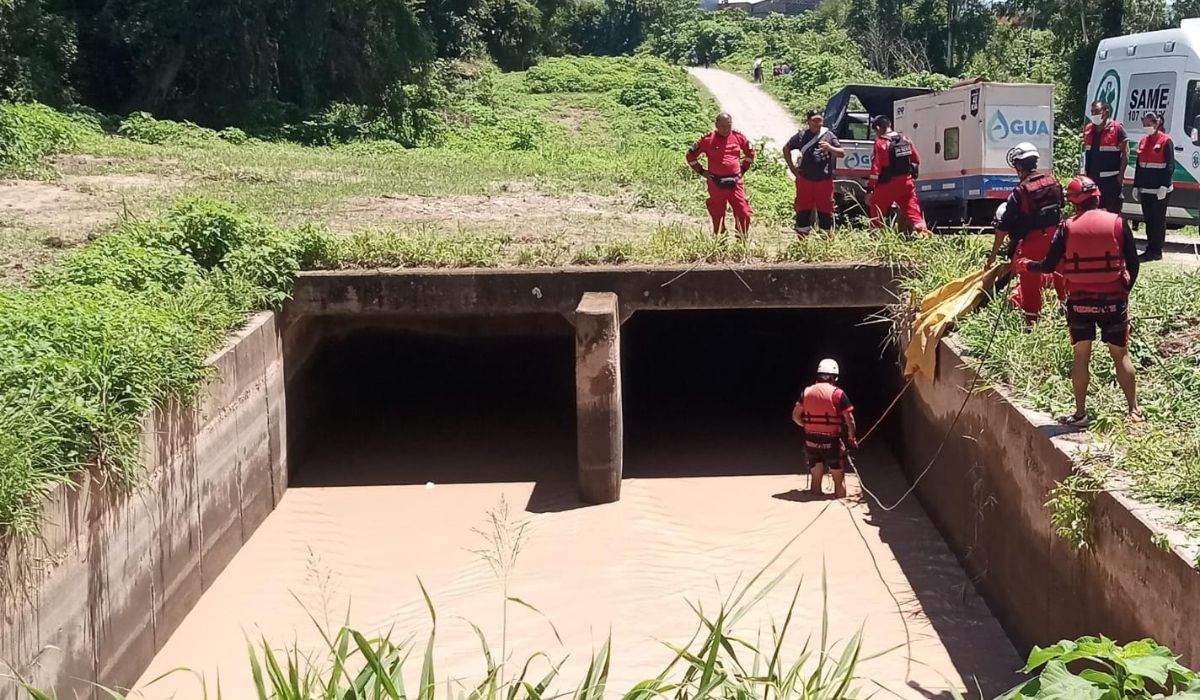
1099,170,1120,178
1140,161,1167,168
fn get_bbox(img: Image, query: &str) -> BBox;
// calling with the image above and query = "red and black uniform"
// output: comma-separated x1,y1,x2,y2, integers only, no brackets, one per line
1082,120,1128,213
868,131,927,231
1027,208,1141,347
797,382,853,470
786,127,841,235
1134,129,1175,258
687,130,755,235
995,170,1067,322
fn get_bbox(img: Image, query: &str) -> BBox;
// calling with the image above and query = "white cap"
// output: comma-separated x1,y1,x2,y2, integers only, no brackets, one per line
1006,142,1040,168
817,358,840,376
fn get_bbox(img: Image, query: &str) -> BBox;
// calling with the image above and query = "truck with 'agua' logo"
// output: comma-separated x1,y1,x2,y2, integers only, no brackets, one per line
824,79,1054,226
1087,18,1200,226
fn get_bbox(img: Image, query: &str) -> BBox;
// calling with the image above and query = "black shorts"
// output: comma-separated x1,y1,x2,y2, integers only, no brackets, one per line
805,438,847,470
1066,296,1130,347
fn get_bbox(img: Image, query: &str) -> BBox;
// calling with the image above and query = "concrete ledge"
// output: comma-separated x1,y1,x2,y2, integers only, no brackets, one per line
0,312,288,700
900,338,1200,663
288,264,902,318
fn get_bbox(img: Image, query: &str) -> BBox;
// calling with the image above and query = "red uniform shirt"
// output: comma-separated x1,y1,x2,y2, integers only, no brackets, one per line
869,132,921,185
687,130,755,178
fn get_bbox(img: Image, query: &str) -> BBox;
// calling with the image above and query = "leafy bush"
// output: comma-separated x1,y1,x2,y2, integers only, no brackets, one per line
155,197,261,269
117,111,221,147
1002,637,1199,700
33,231,202,293
0,102,101,177
217,126,250,145
525,56,635,93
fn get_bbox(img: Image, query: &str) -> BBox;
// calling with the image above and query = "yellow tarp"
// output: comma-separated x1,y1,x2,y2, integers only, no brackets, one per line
903,263,1010,379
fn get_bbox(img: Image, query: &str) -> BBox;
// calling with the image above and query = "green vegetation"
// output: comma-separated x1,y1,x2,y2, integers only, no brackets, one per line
1002,636,1200,700
0,102,103,177
947,269,1200,531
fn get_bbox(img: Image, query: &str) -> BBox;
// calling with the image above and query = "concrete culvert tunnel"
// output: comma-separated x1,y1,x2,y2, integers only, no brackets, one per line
136,305,1024,700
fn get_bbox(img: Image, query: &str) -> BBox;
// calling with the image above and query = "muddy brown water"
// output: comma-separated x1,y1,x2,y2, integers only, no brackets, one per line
135,310,1023,699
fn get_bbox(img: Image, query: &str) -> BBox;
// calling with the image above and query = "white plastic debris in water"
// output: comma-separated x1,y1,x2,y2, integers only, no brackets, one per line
531,286,543,299
425,481,436,489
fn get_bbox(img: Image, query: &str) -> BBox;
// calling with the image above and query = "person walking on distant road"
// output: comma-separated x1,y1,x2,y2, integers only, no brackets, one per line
984,141,1066,324
686,112,755,238
868,116,928,234
1134,111,1174,261
753,57,764,83
1082,100,1129,214
1016,176,1143,427
793,359,857,498
784,110,844,237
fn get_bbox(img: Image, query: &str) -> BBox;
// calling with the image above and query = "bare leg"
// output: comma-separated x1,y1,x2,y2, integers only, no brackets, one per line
1107,343,1142,419
809,464,825,495
1070,340,1092,419
830,469,846,498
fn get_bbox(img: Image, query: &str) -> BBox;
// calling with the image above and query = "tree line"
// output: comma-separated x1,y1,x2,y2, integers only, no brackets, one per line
2,0,1198,132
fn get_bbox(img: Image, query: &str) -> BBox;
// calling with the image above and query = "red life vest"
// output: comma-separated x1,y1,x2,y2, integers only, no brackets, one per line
1013,171,1063,238
801,382,844,447
1062,209,1128,289
1082,121,1125,180
1134,130,1172,189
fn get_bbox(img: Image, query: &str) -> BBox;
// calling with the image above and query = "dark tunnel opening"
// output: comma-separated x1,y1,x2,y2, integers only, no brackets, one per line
622,308,901,478
291,308,902,492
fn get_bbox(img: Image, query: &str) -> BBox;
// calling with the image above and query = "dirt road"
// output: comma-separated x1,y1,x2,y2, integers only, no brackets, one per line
688,68,798,153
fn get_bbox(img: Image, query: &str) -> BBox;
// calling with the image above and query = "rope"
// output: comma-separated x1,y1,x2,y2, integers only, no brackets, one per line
852,292,1008,512
855,378,913,446
839,497,913,682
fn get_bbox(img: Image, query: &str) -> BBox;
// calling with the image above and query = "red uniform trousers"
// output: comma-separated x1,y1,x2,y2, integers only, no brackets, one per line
706,177,752,236
795,177,834,215
868,177,927,232
1010,230,1066,322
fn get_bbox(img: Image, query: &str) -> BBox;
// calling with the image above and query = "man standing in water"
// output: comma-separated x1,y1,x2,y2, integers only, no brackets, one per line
792,359,857,498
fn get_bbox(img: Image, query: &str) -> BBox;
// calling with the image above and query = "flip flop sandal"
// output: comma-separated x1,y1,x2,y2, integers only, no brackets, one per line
1057,413,1090,428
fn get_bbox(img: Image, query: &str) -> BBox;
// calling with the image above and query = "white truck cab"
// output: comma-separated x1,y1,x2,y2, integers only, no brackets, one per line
825,81,1054,225
1087,19,1200,225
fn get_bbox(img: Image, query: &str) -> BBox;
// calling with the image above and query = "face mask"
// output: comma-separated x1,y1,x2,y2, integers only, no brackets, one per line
1089,114,1104,125
1145,126,1157,134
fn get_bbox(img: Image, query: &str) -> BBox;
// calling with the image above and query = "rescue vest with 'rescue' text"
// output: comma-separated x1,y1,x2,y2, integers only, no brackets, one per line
800,382,845,444
1013,171,1063,239
1062,209,1128,289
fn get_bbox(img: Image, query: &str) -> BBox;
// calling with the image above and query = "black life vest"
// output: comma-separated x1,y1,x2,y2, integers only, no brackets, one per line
884,134,914,180
1013,172,1063,238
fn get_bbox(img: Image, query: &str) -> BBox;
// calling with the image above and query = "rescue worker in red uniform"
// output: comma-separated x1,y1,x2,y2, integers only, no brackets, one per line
867,116,928,234
984,141,1066,324
1134,111,1174,261
791,358,857,498
1017,176,1144,428
784,110,845,237
686,112,755,238
1082,100,1129,214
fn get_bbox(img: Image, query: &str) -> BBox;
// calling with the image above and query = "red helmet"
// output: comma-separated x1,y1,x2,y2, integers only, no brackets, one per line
1066,176,1100,205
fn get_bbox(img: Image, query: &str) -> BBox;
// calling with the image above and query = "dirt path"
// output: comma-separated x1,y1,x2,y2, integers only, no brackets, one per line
688,68,798,153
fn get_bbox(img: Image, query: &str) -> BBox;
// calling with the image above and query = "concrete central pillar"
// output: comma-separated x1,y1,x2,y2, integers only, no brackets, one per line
575,292,623,504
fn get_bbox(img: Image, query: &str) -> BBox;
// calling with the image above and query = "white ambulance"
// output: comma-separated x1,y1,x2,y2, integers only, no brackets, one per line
1086,18,1200,226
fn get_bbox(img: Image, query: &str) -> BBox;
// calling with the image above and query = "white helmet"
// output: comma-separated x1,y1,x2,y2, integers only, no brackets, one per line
993,201,1007,224
1006,142,1040,168
817,358,840,376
